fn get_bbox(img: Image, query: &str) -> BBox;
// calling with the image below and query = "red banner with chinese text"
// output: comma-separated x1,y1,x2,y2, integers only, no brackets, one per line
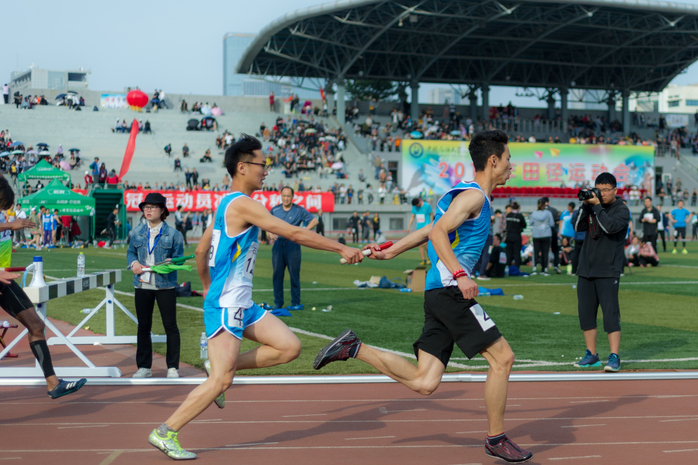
120,190,334,213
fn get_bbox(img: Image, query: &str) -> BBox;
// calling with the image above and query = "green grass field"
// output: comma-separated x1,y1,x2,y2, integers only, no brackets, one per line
12,239,698,375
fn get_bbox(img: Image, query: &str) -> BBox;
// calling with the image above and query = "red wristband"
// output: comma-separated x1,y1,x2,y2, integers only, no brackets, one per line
452,269,466,279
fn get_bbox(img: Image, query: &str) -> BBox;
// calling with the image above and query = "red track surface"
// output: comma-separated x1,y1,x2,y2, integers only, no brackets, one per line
2,313,698,464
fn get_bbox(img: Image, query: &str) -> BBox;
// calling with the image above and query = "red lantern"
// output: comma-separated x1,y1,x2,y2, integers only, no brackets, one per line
126,90,149,110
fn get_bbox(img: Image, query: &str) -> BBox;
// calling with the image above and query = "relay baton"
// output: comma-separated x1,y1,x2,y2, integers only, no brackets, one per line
1,267,26,272
340,241,393,264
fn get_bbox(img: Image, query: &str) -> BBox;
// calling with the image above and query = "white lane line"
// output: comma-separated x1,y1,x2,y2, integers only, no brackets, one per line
664,448,698,453
548,456,602,461
659,417,698,422
282,413,328,418
4,441,698,453
560,424,606,428
378,407,427,414
0,459,22,461
56,424,109,430
493,281,698,287
569,400,609,404
4,415,697,426
191,418,222,422
456,431,488,434
224,442,279,447
3,395,698,406
99,450,123,465
344,436,396,440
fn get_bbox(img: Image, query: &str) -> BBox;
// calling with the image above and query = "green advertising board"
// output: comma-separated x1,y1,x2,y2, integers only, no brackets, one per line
402,140,655,196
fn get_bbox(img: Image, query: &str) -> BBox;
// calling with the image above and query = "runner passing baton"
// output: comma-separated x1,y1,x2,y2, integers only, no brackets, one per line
340,241,393,264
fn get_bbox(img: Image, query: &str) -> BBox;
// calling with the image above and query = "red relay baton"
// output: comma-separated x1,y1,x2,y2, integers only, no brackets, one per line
339,241,393,264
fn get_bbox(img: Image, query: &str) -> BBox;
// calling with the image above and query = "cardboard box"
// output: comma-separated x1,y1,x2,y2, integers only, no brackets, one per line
404,265,427,292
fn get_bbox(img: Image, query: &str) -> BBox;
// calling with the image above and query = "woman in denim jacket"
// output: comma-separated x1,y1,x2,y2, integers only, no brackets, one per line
126,193,184,378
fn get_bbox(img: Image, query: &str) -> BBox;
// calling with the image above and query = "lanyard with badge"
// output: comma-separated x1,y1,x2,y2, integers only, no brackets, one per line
141,227,163,283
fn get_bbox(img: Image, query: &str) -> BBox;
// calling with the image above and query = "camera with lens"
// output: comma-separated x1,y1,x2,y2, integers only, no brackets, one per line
577,187,601,201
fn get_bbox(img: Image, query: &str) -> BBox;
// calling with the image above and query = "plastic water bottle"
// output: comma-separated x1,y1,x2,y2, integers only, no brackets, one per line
513,295,524,300
200,332,208,359
77,252,85,277
400,288,413,292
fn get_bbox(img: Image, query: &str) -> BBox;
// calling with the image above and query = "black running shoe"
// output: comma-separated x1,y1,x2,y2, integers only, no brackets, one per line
48,378,87,399
484,436,533,463
313,329,362,370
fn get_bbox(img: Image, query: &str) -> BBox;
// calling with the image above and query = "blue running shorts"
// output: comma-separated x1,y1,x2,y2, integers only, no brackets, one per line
204,302,267,340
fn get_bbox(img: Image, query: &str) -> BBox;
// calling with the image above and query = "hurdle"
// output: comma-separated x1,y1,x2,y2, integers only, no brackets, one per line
0,268,160,378
28,271,167,346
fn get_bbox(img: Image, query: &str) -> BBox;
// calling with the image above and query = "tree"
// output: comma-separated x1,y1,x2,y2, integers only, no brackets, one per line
345,80,398,101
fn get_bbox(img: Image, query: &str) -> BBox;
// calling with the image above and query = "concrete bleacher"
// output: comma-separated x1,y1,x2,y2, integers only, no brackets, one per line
0,104,375,191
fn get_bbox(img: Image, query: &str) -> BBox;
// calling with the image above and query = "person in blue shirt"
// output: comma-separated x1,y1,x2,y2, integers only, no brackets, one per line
407,197,434,265
40,206,54,248
314,130,533,464
559,202,576,241
670,200,693,254
268,186,318,310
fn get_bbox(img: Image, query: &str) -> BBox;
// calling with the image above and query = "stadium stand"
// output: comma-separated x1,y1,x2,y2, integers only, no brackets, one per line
2,105,375,192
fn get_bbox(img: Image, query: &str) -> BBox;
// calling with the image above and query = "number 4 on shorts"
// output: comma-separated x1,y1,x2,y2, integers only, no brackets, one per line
470,304,495,331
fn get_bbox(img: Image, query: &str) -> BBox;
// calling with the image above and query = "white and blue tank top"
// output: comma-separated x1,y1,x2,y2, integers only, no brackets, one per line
425,181,491,291
204,192,259,309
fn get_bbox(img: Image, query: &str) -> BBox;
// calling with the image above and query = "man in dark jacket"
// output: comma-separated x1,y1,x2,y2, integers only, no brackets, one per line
572,172,630,373
542,197,562,273
639,197,661,253
504,201,526,269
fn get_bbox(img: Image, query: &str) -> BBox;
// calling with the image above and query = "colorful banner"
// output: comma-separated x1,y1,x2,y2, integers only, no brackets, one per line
100,94,128,109
123,190,334,213
402,141,654,195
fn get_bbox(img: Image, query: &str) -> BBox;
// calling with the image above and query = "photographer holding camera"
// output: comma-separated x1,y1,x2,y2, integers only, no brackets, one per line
572,173,630,372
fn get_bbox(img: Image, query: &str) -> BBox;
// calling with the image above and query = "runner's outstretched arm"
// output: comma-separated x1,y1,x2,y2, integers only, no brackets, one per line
365,223,432,260
236,197,364,264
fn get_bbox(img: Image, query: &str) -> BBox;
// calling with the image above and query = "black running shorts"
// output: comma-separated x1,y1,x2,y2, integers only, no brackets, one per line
413,286,502,366
0,280,35,318
577,276,621,333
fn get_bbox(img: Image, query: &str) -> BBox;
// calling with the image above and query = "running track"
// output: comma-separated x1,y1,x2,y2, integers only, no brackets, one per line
2,378,698,464
1,318,697,464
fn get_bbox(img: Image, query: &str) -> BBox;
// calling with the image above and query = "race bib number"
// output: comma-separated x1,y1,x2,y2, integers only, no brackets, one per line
227,307,244,328
208,230,221,267
469,304,495,331
416,214,425,224
242,242,259,280
499,252,507,264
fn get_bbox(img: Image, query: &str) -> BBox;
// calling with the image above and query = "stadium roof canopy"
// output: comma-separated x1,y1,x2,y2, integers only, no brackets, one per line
237,0,698,93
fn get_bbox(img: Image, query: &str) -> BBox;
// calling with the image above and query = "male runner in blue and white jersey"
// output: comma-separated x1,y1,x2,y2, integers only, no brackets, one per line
314,130,533,463
148,134,364,460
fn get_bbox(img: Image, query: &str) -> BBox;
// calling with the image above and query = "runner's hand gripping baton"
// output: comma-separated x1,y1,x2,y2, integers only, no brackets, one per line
340,241,393,264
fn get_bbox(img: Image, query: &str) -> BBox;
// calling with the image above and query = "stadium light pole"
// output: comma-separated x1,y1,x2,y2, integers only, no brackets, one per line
481,84,490,120
469,86,478,121
410,80,420,123
560,87,569,131
622,89,631,136
336,78,346,125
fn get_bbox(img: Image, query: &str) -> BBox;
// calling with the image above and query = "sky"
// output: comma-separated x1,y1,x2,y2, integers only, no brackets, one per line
5,0,698,107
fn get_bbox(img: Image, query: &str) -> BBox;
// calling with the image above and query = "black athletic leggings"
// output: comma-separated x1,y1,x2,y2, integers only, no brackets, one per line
674,227,687,248
532,237,551,270
135,288,180,370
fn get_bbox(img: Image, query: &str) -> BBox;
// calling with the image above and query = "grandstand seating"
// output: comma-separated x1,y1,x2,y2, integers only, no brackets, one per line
4,105,374,190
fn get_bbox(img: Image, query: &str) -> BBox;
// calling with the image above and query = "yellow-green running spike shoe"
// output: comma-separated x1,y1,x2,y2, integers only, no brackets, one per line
148,429,196,460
